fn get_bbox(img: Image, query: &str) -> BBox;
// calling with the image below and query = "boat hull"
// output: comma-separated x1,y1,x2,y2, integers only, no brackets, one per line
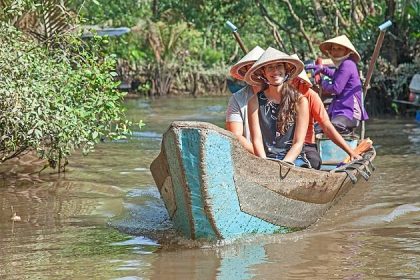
150,121,376,240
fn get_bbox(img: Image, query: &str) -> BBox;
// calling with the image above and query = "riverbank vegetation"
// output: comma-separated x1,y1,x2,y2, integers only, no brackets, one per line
0,1,138,169
75,0,419,116
0,1,418,169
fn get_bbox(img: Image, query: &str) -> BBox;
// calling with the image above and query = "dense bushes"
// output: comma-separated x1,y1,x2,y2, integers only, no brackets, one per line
0,24,135,169
365,57,420,116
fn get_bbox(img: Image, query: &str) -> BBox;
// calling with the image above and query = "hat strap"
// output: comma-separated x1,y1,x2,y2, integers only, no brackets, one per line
267,73,290,87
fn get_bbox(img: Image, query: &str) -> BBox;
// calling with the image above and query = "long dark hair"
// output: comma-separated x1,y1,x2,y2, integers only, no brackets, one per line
276,83,302,135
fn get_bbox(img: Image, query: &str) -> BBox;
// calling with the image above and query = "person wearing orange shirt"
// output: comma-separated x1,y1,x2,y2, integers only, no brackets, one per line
290,55,361,169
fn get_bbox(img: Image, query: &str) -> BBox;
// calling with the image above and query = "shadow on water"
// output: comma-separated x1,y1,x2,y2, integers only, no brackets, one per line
1,97,420,279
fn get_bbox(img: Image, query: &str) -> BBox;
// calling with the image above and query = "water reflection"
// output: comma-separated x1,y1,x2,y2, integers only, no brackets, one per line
0,96,419,279
216,243,266,280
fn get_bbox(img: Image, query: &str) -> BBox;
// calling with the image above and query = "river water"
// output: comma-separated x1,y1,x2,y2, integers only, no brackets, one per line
0,96,419,279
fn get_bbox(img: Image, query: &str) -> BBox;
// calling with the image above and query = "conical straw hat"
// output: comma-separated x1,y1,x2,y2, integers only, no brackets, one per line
290,54,312,87
229,46,265,81
319,35,361,63
244,47,304,86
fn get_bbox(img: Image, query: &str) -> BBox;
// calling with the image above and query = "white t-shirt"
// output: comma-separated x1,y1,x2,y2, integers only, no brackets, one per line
225,85,254,142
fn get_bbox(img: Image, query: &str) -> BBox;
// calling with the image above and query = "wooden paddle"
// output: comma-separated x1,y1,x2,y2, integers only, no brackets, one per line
343,138,373,164
226,21,248,54
360,20,392,140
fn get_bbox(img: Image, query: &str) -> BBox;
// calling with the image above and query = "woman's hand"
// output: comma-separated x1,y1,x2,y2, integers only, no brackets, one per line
305,64,323,75
349,152,362,161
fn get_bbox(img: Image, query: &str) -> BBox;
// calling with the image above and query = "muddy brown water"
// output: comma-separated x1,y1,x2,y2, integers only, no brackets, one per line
0,96,419,279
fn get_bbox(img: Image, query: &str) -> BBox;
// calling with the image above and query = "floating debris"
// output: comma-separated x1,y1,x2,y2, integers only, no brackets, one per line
11,213,21,222
10,206,21,222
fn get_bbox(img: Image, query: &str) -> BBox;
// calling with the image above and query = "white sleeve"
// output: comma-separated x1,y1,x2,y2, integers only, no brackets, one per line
226,95,243,123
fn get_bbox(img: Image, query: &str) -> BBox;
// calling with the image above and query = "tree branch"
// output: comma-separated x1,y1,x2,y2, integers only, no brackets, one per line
256,0,288,33
326,0,350,28
311,0,330,37
280,0,316,56
0,146,28,162
256,0,292,52
262,15,287,51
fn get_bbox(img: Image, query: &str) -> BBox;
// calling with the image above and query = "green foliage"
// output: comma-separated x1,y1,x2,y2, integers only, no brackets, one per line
74,0,418,113
0,0,36,23
73,0,152,26
201,48,224,67
75,0,419,64
382,58,420,101
0,24,133,169
406,1,420,39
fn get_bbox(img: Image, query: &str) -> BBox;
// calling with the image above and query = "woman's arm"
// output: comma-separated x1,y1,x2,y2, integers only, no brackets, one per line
225,92,254,153
309,91,361,160
320,121,361,160
247,95,266,158
283,97,309,163
226,122,254,153
320,67,335,77
321,60,353,95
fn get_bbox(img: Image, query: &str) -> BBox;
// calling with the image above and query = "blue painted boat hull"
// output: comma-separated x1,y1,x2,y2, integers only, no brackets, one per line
318,137,359,170
150,122,376,240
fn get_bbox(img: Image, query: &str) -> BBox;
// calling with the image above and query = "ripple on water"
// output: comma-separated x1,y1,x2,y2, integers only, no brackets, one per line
204,105,225,112
133,167,148,172
112,236,158,246
130,131,162,140
2,102,420,279
109,187,175,241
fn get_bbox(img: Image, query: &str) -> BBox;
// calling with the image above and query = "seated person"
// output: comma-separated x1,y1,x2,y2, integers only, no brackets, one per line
313,35,368,135
245,47,310,167
290,54,362,169
226,46,265,153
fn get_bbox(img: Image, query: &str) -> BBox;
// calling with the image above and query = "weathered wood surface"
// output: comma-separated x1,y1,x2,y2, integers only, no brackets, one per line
150,121,376,240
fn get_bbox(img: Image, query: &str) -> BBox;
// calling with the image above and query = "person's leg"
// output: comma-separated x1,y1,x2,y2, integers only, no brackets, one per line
271,151,310,167
303,144,321,169
331,115,358,135
293,154,311,168
314,122,323,134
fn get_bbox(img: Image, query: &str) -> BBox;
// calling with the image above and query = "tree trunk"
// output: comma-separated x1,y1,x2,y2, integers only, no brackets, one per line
386,0,396,18
152,0,159,19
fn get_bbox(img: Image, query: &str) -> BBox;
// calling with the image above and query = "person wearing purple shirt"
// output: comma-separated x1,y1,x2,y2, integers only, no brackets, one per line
315,35,369,135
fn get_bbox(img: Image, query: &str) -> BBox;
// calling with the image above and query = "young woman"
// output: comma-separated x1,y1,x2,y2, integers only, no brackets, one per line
244,47,310,167
314,35,368,135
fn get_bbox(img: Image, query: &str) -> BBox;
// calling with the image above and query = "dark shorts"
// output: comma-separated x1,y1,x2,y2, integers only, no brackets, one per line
315,115,360,135
303,144,321,170
331,115,359,135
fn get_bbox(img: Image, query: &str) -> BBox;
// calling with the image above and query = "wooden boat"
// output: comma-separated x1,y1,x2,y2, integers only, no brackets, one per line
393,73,420,122
150,121,376,240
